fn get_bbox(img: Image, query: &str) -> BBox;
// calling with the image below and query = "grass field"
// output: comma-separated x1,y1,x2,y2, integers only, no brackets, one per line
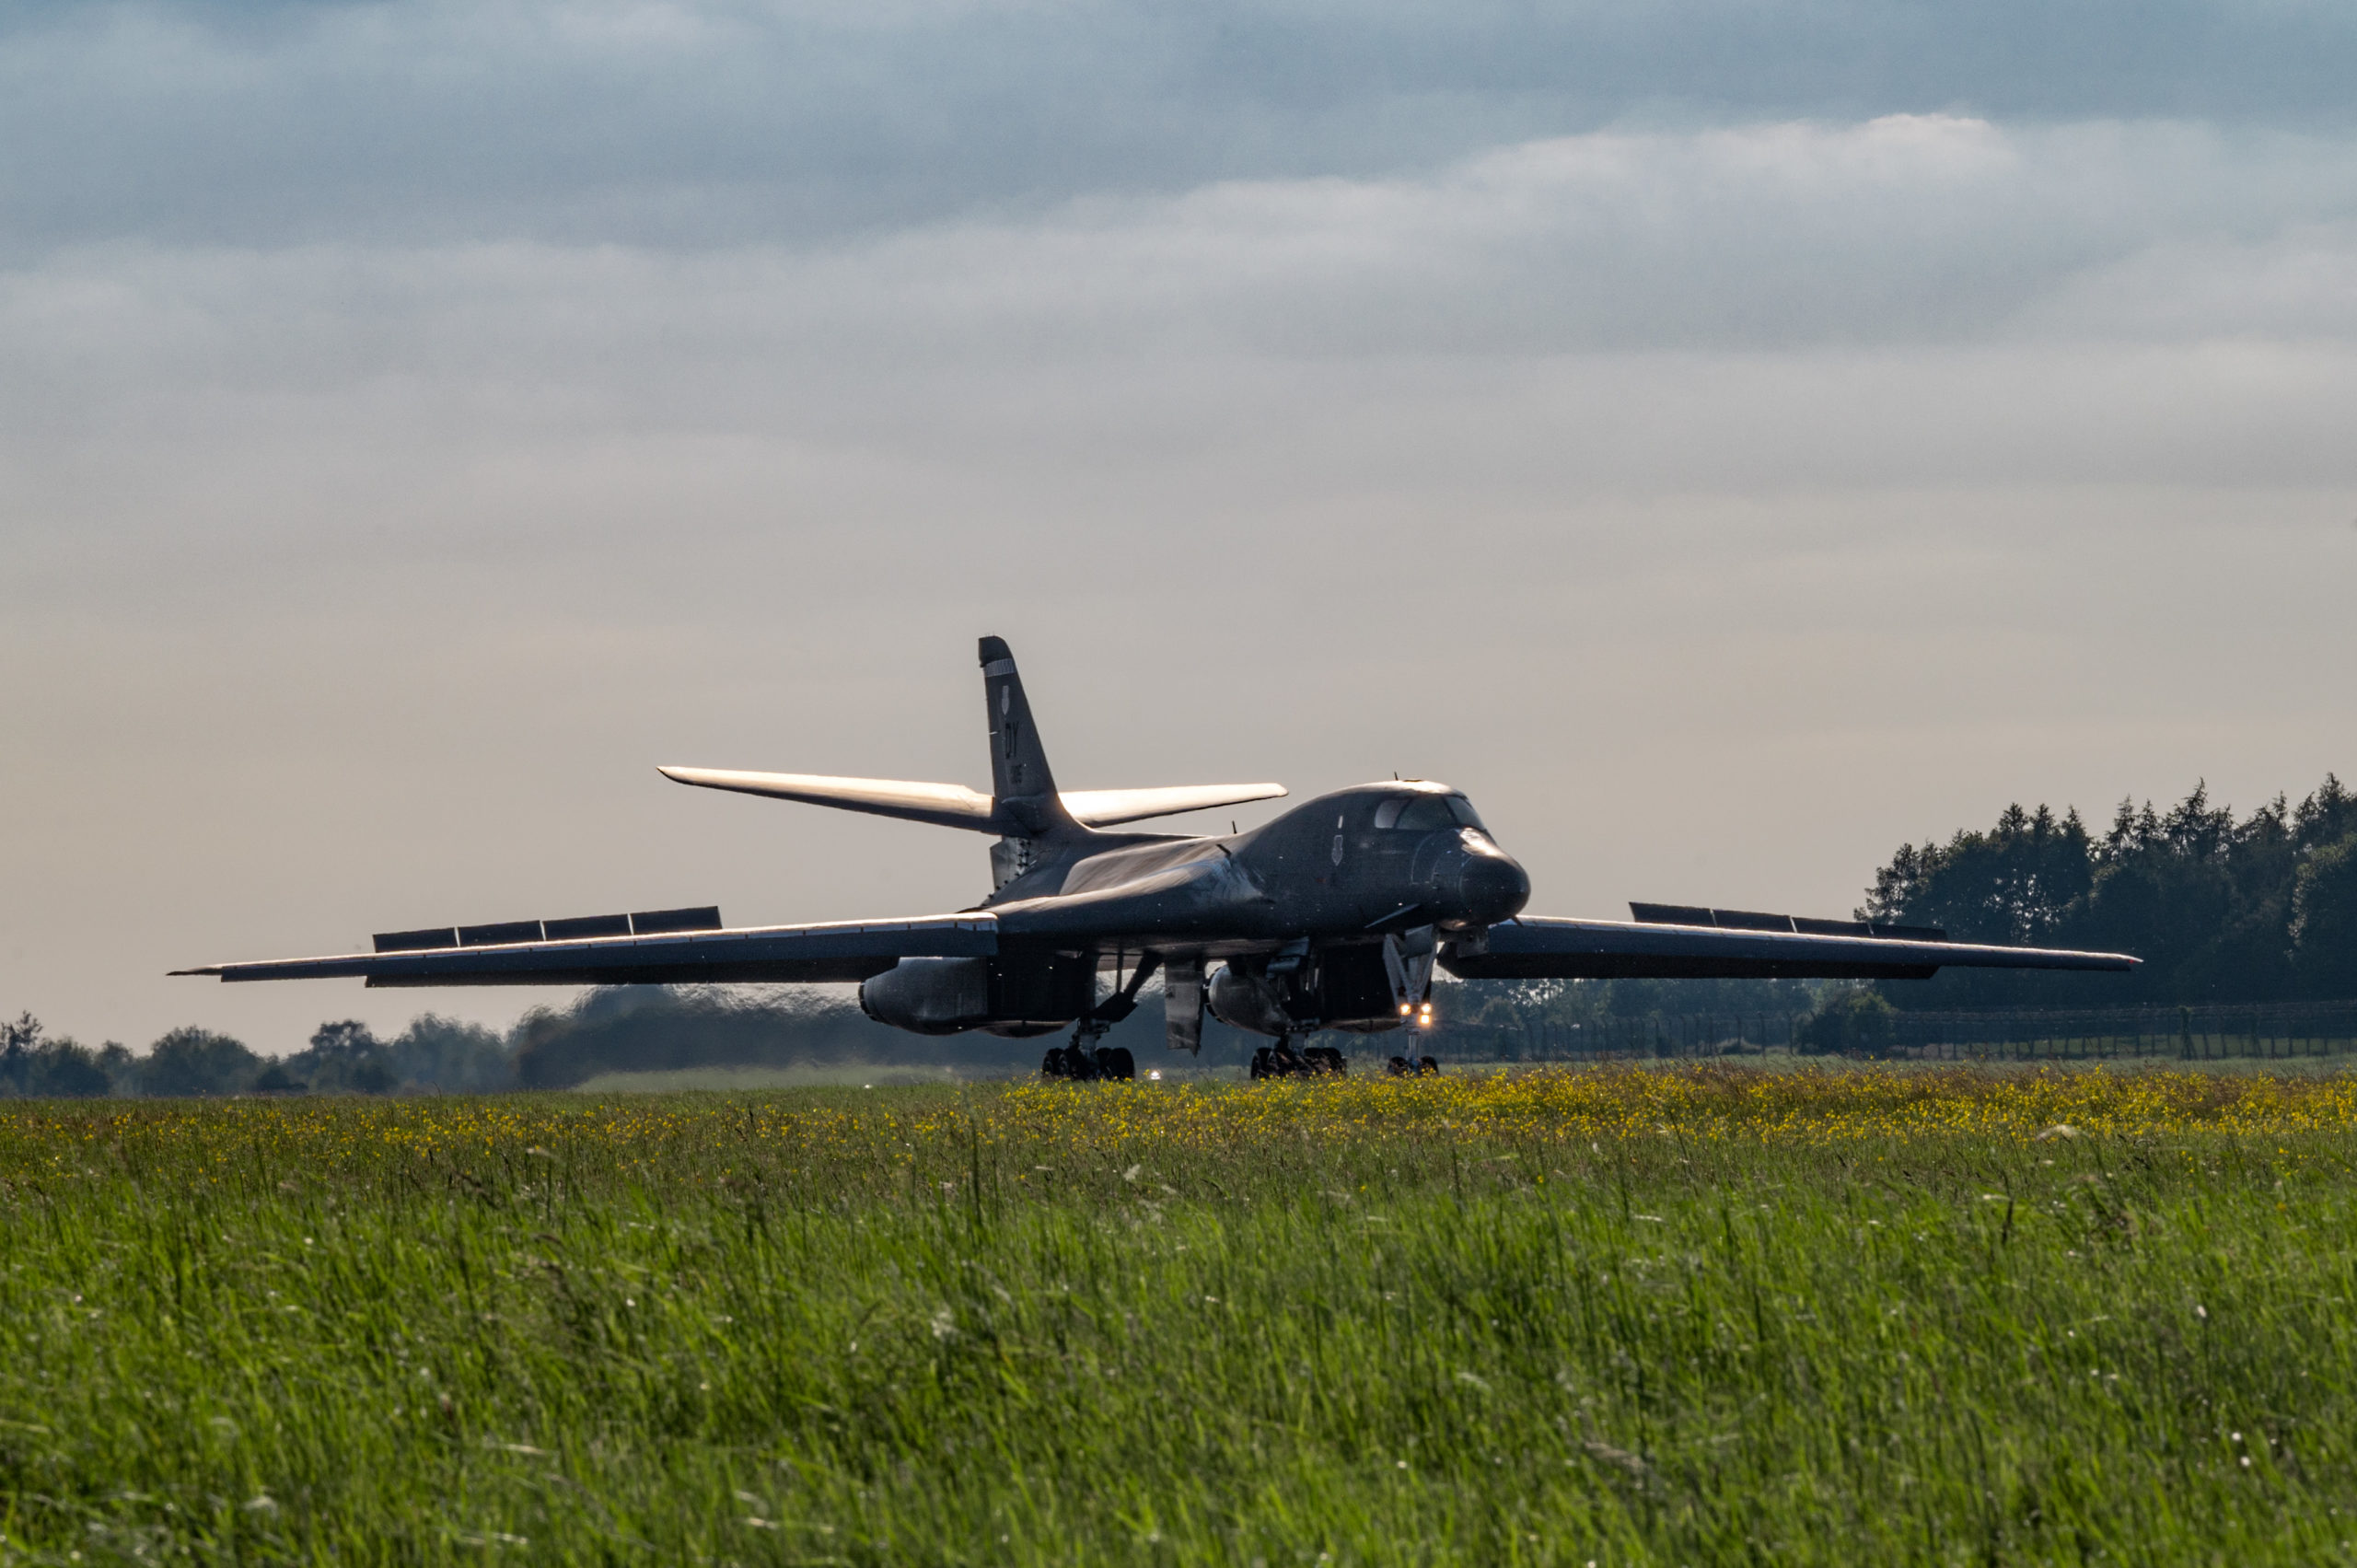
7,1066,2357,1564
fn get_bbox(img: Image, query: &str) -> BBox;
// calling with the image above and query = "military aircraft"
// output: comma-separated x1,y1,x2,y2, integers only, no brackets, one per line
177,636,2137,1077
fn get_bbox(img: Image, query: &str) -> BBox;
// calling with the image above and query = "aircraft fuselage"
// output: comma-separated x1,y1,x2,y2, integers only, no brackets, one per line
981,781,1531,958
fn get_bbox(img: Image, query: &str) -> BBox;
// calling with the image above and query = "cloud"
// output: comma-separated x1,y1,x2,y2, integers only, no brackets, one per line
8,116,2357,433
5,0,2356,252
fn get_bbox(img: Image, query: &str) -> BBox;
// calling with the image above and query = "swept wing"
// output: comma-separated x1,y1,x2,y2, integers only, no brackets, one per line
1443,916,2135,981
172,914,997,988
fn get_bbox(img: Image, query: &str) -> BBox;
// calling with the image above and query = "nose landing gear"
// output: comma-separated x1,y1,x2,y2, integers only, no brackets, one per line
1384,1054,1441,1076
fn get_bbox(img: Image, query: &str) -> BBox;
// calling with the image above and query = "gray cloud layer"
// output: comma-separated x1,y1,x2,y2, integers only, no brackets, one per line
7,0,2357,251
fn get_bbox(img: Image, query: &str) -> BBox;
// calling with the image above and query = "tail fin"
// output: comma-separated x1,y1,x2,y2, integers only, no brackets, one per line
980,636,1077,887
980,635,1058,802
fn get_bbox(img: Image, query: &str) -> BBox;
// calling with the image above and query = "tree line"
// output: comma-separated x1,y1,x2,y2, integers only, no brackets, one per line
1860,773,2356,1008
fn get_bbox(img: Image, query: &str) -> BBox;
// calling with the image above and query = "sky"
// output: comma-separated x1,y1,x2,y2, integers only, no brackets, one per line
4,0,2354,1054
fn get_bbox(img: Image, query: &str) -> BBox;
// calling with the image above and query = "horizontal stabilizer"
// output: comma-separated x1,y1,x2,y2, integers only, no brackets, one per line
658,768,998,830
660,766,1283,834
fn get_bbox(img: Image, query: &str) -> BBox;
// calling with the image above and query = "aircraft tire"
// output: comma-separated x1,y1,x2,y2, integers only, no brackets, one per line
1106,1047,1135,1080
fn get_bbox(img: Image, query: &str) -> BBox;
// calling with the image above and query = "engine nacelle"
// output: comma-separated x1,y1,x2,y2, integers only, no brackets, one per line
1206,965,1293,1036
858,955,1094,1038
1208,944,1403,1037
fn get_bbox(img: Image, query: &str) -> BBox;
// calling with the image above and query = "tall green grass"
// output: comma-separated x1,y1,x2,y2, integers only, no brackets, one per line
3,1076,2355,1563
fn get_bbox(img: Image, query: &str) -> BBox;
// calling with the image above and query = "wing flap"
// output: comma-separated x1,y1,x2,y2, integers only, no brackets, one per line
174,914,998,988
1443,917,2136,981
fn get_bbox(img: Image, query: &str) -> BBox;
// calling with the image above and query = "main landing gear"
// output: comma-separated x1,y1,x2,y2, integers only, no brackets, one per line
1041,1044,1134,1080
1042,1018,1135,1081
1248,1038,1348,1079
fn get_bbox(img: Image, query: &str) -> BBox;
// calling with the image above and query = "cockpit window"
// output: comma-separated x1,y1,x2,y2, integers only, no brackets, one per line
1385,796,1456,832
1446,796,1487,831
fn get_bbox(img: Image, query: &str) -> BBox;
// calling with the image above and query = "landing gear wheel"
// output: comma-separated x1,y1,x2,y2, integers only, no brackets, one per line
1104,1046,1135,1080
1249,1047,1272,1081
1417,1055,1440,1075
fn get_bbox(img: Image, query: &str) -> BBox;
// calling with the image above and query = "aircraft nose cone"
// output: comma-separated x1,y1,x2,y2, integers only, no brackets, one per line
1457,843,1530,925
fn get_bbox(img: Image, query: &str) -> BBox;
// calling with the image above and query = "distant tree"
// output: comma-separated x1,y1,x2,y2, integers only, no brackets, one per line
2065,783,2288,1003
24,1040,111,1098
386,1015,514,1092
139,1028,261,1097
2292,833,2357,999
289,1020,396,1094
96,1043,134,1091
1798,988,1898,1055
0,1014,115,1098
1864,803,2094,948
251,1062,307,1094
1864,802,2100,1008
2294,774,2357,851
510,985,1035,1087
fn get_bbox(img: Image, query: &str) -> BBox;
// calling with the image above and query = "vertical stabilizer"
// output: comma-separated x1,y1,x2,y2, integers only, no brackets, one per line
980,636,1058,801
980,636,1075,888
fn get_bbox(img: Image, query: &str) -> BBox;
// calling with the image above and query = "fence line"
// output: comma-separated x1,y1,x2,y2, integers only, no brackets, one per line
1442,1000,2357,1063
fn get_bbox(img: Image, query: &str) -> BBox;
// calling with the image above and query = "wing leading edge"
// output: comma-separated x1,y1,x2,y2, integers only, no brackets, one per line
1442,917,2137,982
172,914,998,988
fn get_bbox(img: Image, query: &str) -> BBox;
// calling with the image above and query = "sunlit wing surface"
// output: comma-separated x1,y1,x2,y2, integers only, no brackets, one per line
657,766,1284,832
172,915,998,988
1441,917,2138,982
1058,784,1287,827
